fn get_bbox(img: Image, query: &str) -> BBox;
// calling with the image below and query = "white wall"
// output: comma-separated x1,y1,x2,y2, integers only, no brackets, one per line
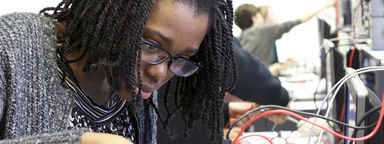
233,0,333,66
0,0,61,16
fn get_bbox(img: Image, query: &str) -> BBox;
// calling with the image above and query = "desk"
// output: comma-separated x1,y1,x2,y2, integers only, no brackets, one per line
280,73,326,101
242,68,332,143
247,72,328,132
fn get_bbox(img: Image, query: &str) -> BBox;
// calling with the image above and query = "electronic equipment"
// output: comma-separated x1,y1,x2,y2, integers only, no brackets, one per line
345,68,368,144
357,47,384,143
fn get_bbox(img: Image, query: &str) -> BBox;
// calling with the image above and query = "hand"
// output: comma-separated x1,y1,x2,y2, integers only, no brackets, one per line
269,58,295,75
226,102,259,139
228,102,259,121
223,126,243,140
265,113,287,124
81,132,133,144
282,58,294,68
268,63,282,76
265,104,290,124
326,0,336,8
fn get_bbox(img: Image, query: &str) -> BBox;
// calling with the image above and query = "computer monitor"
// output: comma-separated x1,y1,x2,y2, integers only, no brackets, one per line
334,55,383,144
345,68,368,143
360,49,384,97
357,49,384,144
325,48,382,144
326,45,347,125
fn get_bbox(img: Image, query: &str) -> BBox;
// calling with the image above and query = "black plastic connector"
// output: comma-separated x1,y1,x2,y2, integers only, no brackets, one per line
222,138,232,144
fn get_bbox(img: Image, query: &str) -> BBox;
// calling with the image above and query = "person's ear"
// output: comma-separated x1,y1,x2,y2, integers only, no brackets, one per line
251,15,257,23
251,15,257,25
251,13,265,26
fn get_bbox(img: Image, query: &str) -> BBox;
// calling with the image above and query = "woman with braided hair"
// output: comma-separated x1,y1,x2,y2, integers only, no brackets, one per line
0,0,236,143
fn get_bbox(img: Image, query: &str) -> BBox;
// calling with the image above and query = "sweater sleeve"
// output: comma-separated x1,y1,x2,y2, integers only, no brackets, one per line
0,13,87,144
1,129,87,144
261,19,301,41
0,34,5,125
0,13,10,128
229,38,289,106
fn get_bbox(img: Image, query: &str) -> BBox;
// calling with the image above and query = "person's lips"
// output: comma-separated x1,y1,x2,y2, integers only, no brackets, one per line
135,85,154,99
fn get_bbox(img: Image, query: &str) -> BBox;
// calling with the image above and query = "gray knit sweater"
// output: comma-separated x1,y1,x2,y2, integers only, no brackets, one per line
0,13,157,144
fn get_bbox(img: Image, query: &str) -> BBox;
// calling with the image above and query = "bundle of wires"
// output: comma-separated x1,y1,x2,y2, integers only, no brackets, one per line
309,66,384,144
225,66,384,144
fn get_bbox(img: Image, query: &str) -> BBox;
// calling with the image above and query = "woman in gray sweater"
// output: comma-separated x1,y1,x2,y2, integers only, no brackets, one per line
0,0,236,143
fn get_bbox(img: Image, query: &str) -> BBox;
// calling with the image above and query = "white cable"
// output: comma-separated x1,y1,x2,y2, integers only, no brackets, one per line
320,67,384,143
318,67,384,144
307,66,384,144
308,65,352,143
314,66,379,118
316,67,384,144
313,67,384,143
308,66,351,143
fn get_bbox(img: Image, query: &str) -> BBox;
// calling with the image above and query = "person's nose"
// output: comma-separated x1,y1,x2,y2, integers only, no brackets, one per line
144,61,170,82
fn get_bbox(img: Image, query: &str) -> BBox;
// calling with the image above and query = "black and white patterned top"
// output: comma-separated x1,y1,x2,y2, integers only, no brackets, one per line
58,67,136,143
68,104,136,142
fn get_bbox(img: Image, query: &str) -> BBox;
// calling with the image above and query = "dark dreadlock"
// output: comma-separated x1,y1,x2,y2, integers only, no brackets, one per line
153,0,237,142
40,0,153,114
41,0,236,142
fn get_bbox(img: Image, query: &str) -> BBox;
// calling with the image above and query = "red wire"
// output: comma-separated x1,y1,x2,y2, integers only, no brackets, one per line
349,0,362,68
225,121,231,129
337,101,346,144
340,103,345,123
335,0,339,28
339,2,363,143
349,49,356,67
344,1,362,142
236,134,273,144
232,90,384,144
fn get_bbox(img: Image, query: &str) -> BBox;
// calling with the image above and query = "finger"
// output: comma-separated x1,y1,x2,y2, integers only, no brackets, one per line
229,127,242,139
266,114,287,124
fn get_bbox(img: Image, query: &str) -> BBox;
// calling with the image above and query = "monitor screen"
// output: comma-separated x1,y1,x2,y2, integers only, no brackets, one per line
342,0,352,26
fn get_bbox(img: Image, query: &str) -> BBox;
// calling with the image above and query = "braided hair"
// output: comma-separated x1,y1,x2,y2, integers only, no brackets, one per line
156,0,237,141
41,0,236,141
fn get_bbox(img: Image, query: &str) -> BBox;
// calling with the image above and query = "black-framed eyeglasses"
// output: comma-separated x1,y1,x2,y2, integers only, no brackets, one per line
139,39,199,77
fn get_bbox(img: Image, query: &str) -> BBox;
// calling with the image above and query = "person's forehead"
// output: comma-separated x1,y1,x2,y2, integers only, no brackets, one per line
153,0,206,15
145,0,209,54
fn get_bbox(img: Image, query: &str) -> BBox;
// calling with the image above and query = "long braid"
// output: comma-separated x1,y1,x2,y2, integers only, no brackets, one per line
159,0,236,142
199,36,212,126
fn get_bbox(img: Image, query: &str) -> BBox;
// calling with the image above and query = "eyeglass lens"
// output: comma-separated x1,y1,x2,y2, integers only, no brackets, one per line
140,41,198,77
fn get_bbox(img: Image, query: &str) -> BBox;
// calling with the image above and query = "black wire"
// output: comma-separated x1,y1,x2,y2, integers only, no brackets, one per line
225,105,378,139
349,106,381,144
356,106,381,129
283,108,377,130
